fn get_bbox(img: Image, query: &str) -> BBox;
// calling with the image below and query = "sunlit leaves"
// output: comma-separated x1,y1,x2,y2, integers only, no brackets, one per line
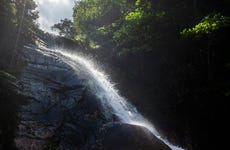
74,34,87,42
97,26,110,35
9,3,17,16
125,8,144,24
135,0,141,6
181,13,230,37
112,0,151,54
89,40,100,49
73,0,128,46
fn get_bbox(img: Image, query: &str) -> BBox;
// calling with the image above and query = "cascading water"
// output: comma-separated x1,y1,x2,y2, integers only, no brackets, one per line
35,43,184,150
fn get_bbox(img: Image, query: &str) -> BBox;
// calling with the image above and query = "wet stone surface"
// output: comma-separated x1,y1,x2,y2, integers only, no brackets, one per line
15,44,172,150
15,45,107,149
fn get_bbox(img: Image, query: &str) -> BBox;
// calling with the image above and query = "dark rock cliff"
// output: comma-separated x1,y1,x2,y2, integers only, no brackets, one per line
14,43,172,150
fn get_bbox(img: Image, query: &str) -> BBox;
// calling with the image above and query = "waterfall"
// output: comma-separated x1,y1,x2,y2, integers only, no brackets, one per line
35,43,185,150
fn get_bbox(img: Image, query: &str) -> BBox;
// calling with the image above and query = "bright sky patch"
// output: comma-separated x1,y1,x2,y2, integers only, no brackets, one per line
34,0,75,33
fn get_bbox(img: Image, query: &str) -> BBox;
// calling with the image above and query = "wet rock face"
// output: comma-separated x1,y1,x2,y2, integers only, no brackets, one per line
15,45,107,149
95,123,172,150
15,44,171,150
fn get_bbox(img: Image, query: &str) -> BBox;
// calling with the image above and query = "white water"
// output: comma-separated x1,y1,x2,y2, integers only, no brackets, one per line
35,44,185,150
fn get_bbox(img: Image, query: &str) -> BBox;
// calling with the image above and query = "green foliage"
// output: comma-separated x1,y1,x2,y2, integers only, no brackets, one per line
113,24,132,41
97,26,107,35
111,0,158,54
181,13,230,37
15,0,39,42
75,34,87,42
73,0,131,46
125,8,144,24
0,0,39,68
9,3,17,16
72,0,230,57
52,18,76,39
135,0,141,6
89,40,100,49
72,0,188,54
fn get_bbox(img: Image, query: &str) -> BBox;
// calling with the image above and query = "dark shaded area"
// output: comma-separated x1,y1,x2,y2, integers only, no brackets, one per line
103,17,229,150
106,27,230,150
0,71,27,149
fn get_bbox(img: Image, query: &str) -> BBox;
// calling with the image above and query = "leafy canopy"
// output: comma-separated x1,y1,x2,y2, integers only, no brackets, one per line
181,13,230,37
51,19,76,39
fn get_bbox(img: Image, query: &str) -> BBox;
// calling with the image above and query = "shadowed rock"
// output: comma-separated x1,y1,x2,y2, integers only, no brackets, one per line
16,45,107,149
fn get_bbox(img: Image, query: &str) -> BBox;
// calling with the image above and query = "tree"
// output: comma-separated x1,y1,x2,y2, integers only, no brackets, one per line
181,13,230,37
51,19,76,39
0,0,38,68
14,0,39,43
73,0,131,47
